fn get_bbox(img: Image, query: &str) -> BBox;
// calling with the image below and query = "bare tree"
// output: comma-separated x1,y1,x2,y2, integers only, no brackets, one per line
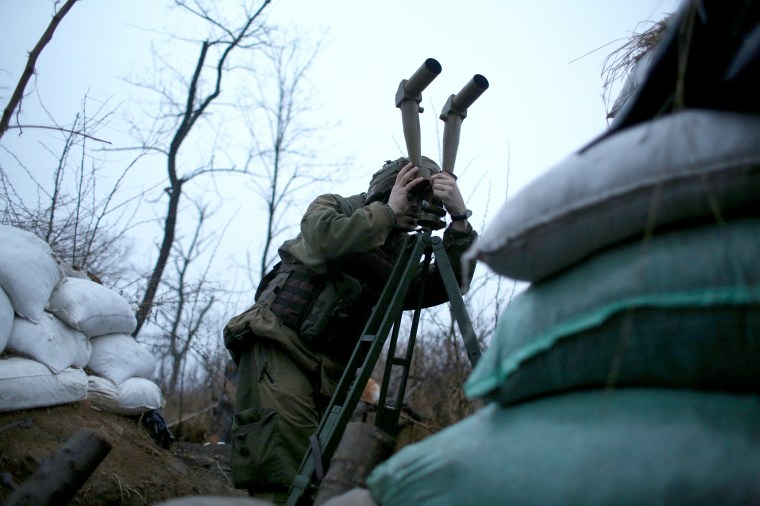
130,0,273,335
151,200,222,399
1,95,144,286
141,198,236,439
238,33,333,279
0,0,79,140
0,0,150,287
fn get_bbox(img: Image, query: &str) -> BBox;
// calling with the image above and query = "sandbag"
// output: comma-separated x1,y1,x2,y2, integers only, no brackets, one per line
0,356,88,412
87,375,164,415
465,218,760,405
7,313,91,373
87,333,156,385
0,225,62,322
46,277,137,337
0,287,12,352
367,389,760,506
471,110,760,281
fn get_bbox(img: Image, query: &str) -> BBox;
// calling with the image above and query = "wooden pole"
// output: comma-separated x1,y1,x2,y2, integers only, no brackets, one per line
313,422,395,506
4,428,111,506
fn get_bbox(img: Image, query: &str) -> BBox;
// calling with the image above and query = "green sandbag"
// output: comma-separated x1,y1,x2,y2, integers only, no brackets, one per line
465,218,760,405
367,389,760,506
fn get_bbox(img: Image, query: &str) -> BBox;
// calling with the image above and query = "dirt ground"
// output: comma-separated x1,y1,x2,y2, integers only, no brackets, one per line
0,401,250,505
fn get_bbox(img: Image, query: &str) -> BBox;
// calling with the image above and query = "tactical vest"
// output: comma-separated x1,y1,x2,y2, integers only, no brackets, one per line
255,193,403,359
254,194,364,334
256,260,323,331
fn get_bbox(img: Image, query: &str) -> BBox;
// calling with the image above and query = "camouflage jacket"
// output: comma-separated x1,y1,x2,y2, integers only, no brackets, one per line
225,192,478,366
283,192,477,361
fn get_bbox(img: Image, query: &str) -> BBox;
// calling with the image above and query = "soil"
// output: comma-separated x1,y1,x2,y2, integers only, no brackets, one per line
0,401,251,505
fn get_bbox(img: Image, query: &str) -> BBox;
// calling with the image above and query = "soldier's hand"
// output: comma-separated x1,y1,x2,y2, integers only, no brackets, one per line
387,162,424,218
431,172,466,216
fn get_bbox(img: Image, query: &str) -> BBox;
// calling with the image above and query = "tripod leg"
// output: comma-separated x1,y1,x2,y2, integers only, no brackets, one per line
429,236,482,367
286,234,429,506
375,236,480,439
375,238,433,435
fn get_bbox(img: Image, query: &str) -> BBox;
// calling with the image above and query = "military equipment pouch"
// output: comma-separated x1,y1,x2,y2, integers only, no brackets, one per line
223,263,288,354
255,261,283,301
223,261,319,363
260,262,323,331
300,273,362,345
231,408,292,490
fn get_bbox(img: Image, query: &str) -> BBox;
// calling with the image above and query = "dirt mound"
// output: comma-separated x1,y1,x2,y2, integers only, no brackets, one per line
0,402,249,505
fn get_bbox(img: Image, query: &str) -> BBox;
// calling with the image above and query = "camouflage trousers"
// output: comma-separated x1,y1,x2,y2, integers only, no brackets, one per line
231,339,321,495
231,337,339,502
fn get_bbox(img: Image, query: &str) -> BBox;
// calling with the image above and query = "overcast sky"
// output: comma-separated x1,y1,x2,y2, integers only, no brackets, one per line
0,0,681,295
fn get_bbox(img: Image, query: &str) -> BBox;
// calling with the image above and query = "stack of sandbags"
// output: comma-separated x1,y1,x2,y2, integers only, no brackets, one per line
0,224,85,409
47,276,163,415
0,225,163,415
464,218,760,404
366,109,760,505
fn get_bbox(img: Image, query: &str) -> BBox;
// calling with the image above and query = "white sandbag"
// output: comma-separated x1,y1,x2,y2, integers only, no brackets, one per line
0,356,88,412
46,277,137,337
0,287,12,353
7,313,91,373
0,224,62,321
472,110,760,281
87,333,156,385
87,375,164,415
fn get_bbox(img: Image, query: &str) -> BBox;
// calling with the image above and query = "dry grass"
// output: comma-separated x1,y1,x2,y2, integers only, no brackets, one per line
601,14,673,115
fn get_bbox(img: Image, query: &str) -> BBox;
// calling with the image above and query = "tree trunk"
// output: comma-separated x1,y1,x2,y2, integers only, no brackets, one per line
134,179,182,335
314,422,395,506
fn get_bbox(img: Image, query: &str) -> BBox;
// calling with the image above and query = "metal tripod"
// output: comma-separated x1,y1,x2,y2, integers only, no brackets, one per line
286,228,482,505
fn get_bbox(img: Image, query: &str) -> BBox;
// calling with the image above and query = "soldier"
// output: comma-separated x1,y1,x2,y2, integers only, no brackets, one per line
224,156,477,503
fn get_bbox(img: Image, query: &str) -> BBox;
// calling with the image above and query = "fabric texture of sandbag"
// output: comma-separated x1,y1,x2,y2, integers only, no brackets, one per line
87,333,156,385
470,110,760,281
0,225,62,322
0,356,88,412
465,218,760,405
87,375,164,415
0,287,12,352
46,276,137,337
367,389,760,506
6,313,92,373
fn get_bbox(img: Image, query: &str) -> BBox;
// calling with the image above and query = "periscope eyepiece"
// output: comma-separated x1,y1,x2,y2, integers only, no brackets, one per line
394,59,488,230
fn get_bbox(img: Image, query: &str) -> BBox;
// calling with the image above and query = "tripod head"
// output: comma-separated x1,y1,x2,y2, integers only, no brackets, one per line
395,58,489,230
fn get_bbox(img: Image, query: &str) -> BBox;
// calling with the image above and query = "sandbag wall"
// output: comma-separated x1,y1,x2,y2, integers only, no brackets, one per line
366,109,760,505
0,224,163,415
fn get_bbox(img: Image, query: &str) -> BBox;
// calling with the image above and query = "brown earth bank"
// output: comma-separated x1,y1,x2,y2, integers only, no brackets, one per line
0,402,249,505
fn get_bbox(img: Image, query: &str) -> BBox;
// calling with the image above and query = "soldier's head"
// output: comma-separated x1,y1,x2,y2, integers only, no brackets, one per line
365,156,441,205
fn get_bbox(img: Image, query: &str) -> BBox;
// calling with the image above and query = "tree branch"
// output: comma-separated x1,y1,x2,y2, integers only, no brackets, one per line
4,124,112,144
134,0,272,335
0,0,79,140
